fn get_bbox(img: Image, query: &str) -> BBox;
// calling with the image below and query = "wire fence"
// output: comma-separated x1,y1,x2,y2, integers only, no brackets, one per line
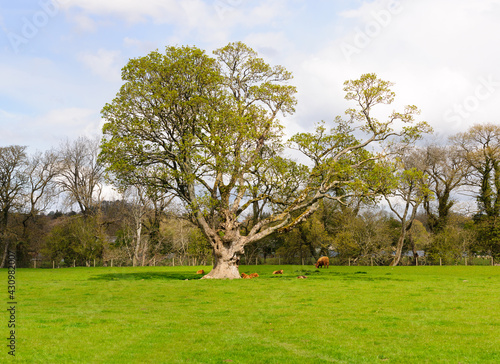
31,254,498,268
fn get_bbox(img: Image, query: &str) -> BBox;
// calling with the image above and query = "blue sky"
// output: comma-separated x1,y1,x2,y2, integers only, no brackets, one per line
2,0,500,153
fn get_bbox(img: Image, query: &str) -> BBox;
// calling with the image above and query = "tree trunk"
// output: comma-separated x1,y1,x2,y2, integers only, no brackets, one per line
0,241,10,268
133,223,142,267
391,233,406,266
389,198,420,266
202,243,243,279
141,239,148,267
0,213,10,268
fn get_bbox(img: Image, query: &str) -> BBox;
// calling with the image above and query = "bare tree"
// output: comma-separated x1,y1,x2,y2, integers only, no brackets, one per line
0,146,28,267
384,148,431,266
57,136,105,216
119,184,174,266
452,123,500,217
422,144,470,232
142,189,174,266
23,150,60,229
121,186,148,267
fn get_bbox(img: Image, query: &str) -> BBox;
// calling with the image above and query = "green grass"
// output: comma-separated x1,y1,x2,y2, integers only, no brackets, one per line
4,265,500,363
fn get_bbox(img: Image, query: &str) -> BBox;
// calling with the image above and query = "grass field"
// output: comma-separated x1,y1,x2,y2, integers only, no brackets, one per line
4,265,500,363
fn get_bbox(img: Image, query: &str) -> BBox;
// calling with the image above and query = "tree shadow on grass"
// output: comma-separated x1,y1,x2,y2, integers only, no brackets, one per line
88,272,204,281
327,271,409,281
288,269,409,281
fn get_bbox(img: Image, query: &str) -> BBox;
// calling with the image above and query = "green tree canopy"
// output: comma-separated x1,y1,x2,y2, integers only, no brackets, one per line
100,43,430,278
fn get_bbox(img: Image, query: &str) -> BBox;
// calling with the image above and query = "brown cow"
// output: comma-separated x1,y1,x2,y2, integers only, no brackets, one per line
196,269,205,274
315,256,329,268
297,275,307,279
273,269,283,274
249,273,259,278
241,273,251,279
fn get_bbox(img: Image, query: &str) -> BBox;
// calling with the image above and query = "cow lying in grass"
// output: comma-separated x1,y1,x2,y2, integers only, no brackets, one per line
315,256,329,268
241,273,259,279
273,269,283,274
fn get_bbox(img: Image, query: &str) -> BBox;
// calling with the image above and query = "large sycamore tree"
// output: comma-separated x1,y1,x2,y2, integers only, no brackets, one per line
100,42,429,278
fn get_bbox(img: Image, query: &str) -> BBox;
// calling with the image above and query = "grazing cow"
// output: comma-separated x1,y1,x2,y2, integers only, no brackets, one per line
249,273,259,278
273,269,283,274
315,256,329,268
196,269,205,274
297,275,307,279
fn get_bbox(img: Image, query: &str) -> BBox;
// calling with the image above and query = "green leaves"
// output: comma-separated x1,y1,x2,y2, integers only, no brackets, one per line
214,41,296,115
343,73,395,106
100,45,431,257
100,45,220,186
285,73,432,226
99,42,300,242
342,74,432,142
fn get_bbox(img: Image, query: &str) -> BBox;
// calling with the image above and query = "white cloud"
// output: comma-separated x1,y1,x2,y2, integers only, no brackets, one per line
78,49,122,82
71,13,98,32
123,37,158,53
284,0,500,139
340,0,403,22
240,1,290,27
57,0,292,47
0,109,23,144
0,107,100,151
243,31,294,60
3,0,500,155
58,0,190,24
0,57,71,111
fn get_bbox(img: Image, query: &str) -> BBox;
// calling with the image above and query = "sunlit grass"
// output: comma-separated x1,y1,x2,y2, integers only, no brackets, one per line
6,265,500,363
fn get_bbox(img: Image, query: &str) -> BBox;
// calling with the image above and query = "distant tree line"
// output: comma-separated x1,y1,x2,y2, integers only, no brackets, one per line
2,43,500,271
1,124,499,268
0,136,215,268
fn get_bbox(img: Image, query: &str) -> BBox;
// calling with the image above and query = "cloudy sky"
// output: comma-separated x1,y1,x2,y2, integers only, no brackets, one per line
1,0,500,153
